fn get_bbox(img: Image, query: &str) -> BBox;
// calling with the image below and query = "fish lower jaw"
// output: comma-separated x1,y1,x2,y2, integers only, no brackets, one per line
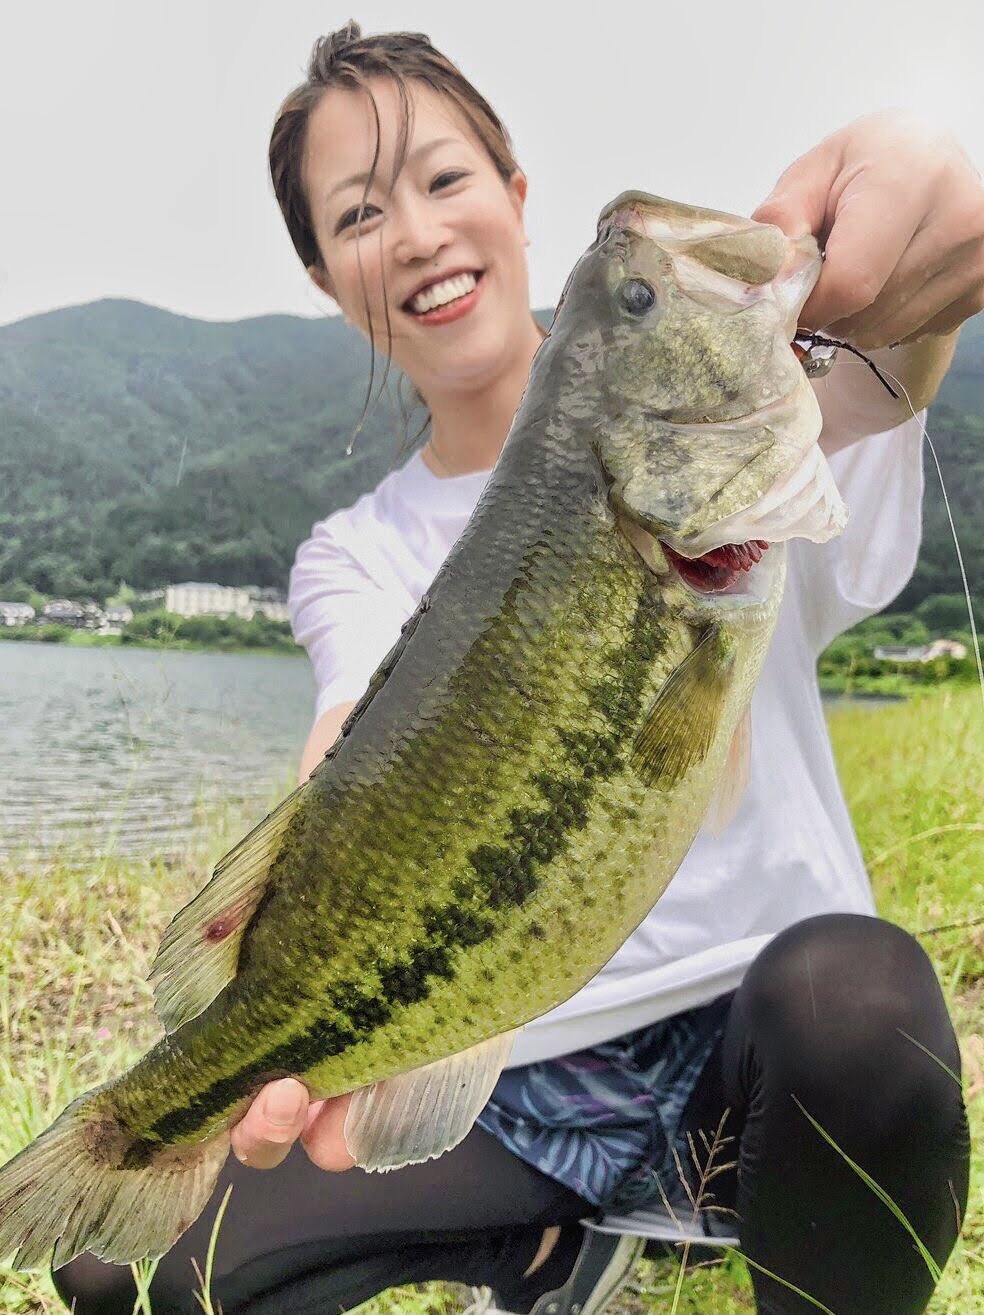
616,510,774,603
661,538,776,600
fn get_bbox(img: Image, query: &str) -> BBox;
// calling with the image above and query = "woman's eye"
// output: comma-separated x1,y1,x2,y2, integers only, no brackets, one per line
337,204,380,234
432,170,468,190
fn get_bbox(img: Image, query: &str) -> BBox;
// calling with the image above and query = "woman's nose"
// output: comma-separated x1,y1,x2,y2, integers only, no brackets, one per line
391,195,453,266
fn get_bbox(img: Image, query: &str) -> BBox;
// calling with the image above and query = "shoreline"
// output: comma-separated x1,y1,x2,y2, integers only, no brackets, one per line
1,630,971,690
0,630,304,658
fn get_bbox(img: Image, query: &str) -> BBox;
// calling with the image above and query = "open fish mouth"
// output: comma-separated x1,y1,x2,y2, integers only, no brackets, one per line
662,539,770,595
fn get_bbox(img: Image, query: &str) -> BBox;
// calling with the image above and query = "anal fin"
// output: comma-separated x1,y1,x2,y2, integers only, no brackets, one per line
149,780,311,1033
343,1030,518,1172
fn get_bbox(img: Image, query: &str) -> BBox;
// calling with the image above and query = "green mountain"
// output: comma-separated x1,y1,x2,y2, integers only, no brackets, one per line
0,299,980,607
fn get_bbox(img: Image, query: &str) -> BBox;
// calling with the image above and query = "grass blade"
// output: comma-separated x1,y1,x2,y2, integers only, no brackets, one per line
792,1095,943,1283
726,1246,835,1314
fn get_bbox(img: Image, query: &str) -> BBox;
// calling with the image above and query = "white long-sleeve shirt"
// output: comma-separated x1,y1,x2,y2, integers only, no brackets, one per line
289,416,924,1065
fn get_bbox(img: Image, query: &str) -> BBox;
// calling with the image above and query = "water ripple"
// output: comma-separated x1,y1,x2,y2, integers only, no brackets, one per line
0,642,316,859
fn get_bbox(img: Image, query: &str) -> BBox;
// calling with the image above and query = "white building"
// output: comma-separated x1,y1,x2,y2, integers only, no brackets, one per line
247,587,290,623
923,639,968,661
874,640,969,663
0,602,35,626
165,582,254,619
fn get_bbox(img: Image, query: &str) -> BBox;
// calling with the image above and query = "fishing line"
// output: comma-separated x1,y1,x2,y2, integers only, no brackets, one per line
833,357,984,718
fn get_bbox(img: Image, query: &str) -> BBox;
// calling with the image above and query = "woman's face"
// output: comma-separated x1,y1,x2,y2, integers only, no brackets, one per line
301,77,534,393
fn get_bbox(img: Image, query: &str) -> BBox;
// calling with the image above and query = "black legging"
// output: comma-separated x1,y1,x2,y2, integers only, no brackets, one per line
52,914,970,1315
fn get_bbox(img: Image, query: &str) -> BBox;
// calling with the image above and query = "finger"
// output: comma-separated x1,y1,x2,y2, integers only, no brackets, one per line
300,1092,356,1172
751,139,842,241
820,222,949,343
230,1078,309,1171
916,289,984,339
831,253,983,348
799,186,924,332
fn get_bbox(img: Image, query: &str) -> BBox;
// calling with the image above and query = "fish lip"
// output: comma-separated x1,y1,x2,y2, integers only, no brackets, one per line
402,267,484,310
666,444,848,558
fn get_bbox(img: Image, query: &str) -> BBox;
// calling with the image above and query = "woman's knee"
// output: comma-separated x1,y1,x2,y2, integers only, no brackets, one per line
730,913,962,1119
52,1251,196,1315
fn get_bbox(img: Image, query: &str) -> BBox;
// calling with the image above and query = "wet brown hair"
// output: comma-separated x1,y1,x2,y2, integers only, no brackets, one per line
269,19,527,451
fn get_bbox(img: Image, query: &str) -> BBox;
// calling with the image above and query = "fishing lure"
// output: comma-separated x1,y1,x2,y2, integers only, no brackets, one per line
793,329,900,400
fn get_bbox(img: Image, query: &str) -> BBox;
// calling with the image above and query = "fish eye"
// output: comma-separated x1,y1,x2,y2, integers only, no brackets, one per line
619,278,657,316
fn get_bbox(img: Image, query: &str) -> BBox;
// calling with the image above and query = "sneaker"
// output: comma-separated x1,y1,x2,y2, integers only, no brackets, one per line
463,1229,645,1315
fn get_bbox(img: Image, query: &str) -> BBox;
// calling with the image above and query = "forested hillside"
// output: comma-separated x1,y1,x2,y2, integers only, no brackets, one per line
0,299,980,603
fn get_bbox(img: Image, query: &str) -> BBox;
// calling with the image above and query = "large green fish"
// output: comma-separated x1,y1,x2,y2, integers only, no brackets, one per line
0,191,846,1269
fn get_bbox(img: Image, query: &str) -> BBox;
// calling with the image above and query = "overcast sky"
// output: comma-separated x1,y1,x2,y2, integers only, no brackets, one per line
2,0,982,327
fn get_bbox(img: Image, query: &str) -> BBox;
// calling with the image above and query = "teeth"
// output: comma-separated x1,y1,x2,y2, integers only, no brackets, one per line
409,272,478,313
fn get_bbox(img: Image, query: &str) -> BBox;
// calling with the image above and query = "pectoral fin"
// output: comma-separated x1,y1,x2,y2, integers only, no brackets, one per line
149,781,312,1033
344,1030,519,1172
631,626,733,789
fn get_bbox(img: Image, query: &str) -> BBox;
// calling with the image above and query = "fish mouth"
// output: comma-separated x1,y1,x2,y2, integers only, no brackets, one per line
661,539,771,596
617,508,775,602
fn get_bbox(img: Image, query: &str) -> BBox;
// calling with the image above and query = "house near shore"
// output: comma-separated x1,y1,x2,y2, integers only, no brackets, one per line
0,602,35,626
923,639,968,660
103,605,133,626
99,605,134,635
873,639,968,663
42,599,96,629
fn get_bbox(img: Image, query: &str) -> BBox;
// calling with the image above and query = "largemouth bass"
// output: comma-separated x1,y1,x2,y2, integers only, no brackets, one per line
0,191,846,1270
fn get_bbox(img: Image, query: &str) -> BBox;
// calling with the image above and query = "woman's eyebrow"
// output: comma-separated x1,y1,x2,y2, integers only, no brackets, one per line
325,137,461,205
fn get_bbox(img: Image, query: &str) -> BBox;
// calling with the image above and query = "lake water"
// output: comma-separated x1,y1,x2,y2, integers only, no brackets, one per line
0,642,316,859
0,642,896,860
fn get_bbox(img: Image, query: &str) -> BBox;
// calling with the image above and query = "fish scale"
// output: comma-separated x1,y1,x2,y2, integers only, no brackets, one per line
0,189,845,1269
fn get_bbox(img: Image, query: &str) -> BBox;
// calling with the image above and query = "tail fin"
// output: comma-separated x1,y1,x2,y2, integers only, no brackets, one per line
0,1090,230,1270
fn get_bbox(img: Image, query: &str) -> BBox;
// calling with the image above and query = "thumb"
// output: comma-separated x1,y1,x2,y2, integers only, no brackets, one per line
751,190,817,240
751,143,841,242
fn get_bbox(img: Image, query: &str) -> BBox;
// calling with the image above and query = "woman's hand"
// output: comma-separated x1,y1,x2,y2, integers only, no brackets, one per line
230,1079,356,1172
752,110,984,348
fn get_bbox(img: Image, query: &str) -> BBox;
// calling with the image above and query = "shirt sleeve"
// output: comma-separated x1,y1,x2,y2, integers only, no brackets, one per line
288,515,408,722
786,412,926,656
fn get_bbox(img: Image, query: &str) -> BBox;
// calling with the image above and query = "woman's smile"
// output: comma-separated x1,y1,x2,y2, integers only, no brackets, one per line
403,269,486,324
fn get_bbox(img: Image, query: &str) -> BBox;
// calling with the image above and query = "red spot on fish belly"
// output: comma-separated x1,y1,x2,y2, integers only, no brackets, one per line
204,912,240,943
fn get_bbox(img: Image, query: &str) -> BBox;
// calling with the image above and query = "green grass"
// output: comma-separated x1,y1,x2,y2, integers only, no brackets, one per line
0,690,981,1313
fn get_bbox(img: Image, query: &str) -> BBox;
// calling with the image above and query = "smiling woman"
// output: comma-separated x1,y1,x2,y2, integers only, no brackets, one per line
269,22,546,463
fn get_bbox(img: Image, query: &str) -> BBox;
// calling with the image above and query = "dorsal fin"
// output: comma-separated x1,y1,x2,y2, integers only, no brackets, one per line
148,781,311,1033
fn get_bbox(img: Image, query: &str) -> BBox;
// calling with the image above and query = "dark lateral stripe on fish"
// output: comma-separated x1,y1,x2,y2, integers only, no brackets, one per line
147,588,669,1144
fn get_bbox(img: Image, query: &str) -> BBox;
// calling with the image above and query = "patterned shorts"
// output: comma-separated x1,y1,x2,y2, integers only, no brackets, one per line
476,993,734,1216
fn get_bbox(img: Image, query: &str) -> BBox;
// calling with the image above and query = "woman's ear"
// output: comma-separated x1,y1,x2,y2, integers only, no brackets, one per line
507,170,531,247
507,169,529,216
307,263,337,301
